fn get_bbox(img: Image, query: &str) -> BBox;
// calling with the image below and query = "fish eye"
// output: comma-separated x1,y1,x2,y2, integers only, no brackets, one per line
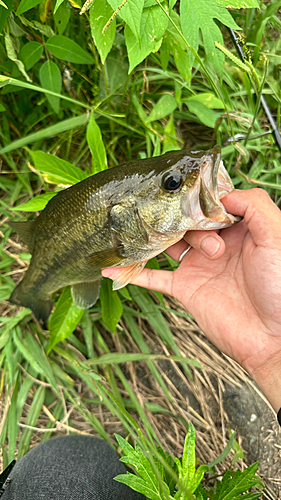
162,171,183,192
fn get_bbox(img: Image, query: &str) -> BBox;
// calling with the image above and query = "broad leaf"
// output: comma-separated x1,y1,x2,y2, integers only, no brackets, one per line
39,60,62,114
185,92,225,109
108,0,144,40
54,0,71,35
125,4,169,73
90,0,116,64
180,0,238,75
86,113,108,174
11,192,58,212
29,150,88,185
100,278,123,333
186,100,220,128
16,0,41,15
163,115,181,153
147,94,177,123
217,0,259,7
18,41,43,71
47,287,84,354
46,35,94,64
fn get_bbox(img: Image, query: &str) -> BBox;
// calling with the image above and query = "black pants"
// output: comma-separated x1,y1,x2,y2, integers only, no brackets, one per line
3,435,145,499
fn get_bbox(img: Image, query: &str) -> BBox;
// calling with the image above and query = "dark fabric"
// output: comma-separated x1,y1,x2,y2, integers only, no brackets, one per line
277,408,281,426
3,435,145,499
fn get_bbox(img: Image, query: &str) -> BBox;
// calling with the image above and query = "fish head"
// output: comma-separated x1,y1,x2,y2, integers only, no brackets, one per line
136,146,241,235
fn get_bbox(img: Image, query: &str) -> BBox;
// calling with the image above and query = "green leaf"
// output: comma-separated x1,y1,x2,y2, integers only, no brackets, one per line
163,115,180,153
10,192,58,212
147,94,177,123
4,33,31,82
18,41,43,71
216,0,259,7
53,0,65,13
24,332,58,392
54,0,71,35
16,0,41,15
166,11,191,83
17,386,45,459
46,35,94,64
180,0,238,75
0,113,89,155
86,113,108,174
115,437,163,500
39,60,62,114
0,0,8,5
208,431,236,468
125,4,169,73
186,100,220,128
90,0,116,64
185,92,225,109
47,287,84,354
108,0,144,40
213,463,261,500
100,278,123,333
29,150,88,185
0,0,13,35
181,422,196,483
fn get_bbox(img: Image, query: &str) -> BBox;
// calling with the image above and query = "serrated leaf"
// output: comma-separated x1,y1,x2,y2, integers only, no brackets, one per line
180,0,238,75
90,0,116,64
108,0,144,40
147,94,177,123
47,287,84,354
39,60,62,114
10,192,58,212
115,439,163,500
216,0,259,7
16,0,41,15
86,113,107,174
18,41,43,71
100,278,123,333
125,4,168,73
46,35,94,64
29,150,88,185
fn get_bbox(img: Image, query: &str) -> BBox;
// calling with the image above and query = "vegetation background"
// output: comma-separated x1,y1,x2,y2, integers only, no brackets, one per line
0,0,281,497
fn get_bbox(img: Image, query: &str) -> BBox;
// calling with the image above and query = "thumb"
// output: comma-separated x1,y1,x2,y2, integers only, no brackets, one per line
222,188,281,247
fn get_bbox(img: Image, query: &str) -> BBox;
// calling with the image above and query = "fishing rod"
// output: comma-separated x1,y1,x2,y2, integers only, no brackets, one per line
228,28,281,153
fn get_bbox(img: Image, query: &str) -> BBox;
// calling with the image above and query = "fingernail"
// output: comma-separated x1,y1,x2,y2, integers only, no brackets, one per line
200,236,220,257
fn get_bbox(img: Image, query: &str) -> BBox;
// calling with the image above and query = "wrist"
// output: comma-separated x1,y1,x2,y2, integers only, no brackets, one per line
251,350,281,413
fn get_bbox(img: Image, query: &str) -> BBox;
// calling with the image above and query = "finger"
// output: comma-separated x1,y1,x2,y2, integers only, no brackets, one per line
183,231,226,260
102,267,173,295
222,189,281,247
164,239,191,261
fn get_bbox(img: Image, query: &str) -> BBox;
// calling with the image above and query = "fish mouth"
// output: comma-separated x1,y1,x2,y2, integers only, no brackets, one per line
182,146,241,229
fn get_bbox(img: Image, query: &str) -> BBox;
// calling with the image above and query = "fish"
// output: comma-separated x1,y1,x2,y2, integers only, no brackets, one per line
9,146,240,325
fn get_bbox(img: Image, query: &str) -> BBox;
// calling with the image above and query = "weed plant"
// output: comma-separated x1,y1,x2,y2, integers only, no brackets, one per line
0,0,280,497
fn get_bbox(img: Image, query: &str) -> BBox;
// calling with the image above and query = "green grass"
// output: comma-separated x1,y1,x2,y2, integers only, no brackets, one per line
0,0,281,496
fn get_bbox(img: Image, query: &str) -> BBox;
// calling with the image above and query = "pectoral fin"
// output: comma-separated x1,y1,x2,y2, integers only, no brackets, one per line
111,262,146,290
87,248,125,268
71,280,101,309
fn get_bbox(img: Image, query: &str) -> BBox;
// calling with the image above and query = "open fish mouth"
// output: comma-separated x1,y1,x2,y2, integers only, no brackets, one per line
183,146,241,229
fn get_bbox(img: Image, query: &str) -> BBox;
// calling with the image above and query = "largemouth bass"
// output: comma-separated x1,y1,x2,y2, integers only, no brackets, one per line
9,146,240,324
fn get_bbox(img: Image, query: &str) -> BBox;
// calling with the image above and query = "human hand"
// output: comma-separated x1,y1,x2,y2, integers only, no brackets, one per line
103,189,281,411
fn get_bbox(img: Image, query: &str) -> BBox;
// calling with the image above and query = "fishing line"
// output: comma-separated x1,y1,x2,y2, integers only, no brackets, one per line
228,28,281,153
